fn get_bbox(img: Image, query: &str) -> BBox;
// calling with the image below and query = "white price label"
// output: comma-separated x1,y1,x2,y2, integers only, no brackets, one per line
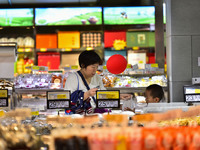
98,100,119,108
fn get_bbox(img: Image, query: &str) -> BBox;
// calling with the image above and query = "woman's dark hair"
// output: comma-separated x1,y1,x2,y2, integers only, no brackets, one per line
146,84,164,101
79,50,102,68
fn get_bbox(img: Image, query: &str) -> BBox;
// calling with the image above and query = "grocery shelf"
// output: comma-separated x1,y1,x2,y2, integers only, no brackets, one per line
36,47,103,53
106,86,168,93
115,73,166,77
19,98,46,101
14,88,64,94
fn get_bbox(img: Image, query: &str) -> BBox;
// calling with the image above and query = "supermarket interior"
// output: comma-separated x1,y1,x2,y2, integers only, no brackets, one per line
0,0,200,149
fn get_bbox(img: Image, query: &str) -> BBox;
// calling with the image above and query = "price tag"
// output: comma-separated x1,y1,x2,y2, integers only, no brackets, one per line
103,66,107,69
97,100,119,108
0,90,7,98
71,65,78,70
184,85,200,103
0,99,8,107
47,91,71,109
32,66,40,70
40,48,47,52
0,111,4,117
32,66,48,71
18,48,24,52
97,91,120,99
126,64,132,69
151,63,159,68
0,89,8,107
195,89,200,94
138,60,143,64
25,48,31,52
57,94,67,99
96,90,120,108
31,111,39,116
86,47,93,51
65,48,72,51
132,47,139,50
132,64,139,70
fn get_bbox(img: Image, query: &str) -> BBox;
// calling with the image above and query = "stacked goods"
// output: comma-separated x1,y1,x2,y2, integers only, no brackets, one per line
102,75,118,87
0,108,40,150
132,105,200,125
47,126,200,150
81,32,102,48
0,79,13,90
102,74,167,87
14,73,63,89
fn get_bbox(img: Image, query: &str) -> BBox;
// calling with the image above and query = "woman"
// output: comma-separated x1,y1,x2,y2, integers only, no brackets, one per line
64,50,105,114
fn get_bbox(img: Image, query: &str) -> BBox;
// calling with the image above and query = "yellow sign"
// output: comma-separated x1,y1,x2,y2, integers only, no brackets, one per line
132,47,139,50
32,66,40,70
31,111,39,116
151,63,159,68
103,66,107,69
71,65,78,70
97,91,119,99
0,90,7,98
86,47,93,51
0,111,4,117
138,60,143,64
126,64,132,69
40,48,47,52
195,89,200,94
57,94,67,99
25,48,31,52
113,40,126,50
65,48,72,51
18,48,24,52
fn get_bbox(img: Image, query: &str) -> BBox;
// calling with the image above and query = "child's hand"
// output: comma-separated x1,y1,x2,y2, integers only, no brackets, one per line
120,94,132,100
124,107,135,112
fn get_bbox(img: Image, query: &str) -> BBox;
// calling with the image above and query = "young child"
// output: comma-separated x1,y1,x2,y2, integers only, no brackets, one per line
145,84,164,103
124,84,164,112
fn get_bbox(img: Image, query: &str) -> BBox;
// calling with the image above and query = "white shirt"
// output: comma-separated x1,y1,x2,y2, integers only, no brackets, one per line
64,72,106,108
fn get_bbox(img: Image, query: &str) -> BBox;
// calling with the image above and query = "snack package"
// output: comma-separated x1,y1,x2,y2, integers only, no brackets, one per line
88,129,103,150
160,127,175,150
126,127,142,150
188,127,200,150
142,128,160,150
102,128,117,150
50,73,63,89
102,74,117,87
173,127,187,150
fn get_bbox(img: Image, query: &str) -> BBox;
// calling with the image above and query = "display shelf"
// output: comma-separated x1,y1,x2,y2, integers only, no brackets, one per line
106,86,168,93
19,98,46,101
115,73,165,77
14,88,64,94
36,46,104,53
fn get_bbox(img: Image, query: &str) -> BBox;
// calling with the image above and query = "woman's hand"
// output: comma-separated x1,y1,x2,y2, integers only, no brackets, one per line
84,88,98,100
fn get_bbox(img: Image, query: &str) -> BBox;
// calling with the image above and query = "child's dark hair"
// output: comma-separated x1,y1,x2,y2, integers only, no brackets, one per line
79,50,102,68
146,84,164,101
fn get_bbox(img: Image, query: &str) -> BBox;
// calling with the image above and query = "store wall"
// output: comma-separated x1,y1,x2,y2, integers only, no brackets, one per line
166,0,200,102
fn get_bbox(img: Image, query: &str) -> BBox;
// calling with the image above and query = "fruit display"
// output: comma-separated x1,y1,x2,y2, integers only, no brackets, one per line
16,55,34,74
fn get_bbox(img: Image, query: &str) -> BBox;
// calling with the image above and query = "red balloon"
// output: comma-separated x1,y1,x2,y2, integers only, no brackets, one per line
106,54,127,74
